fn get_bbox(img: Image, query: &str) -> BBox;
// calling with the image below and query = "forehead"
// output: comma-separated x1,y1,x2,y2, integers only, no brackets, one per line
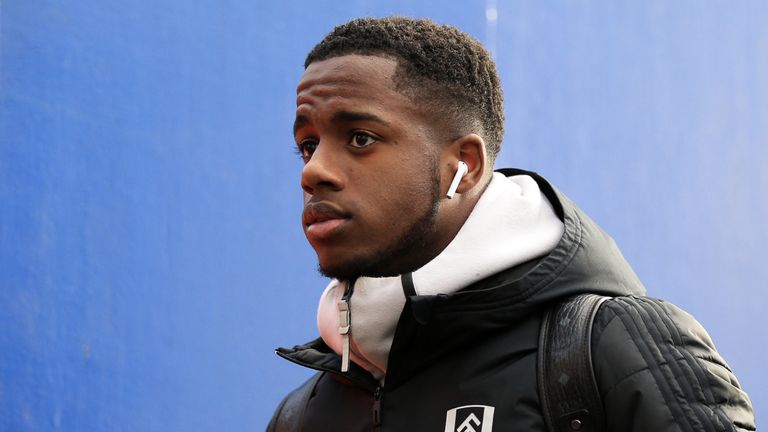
296,55,414,112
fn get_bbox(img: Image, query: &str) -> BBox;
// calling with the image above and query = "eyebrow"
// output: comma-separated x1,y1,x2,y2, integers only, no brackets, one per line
293,111,390,136
293,114,310,136
331,111,389,127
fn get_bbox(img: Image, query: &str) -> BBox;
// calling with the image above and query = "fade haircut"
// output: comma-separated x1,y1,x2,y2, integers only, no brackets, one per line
305,17,505,162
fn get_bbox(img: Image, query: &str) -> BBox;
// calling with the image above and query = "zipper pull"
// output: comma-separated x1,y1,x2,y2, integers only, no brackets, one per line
337,279,356,373
338,298,351,372
372,386,383,426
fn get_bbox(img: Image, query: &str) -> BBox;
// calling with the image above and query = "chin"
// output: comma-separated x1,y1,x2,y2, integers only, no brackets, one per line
316,255,376,281
317,256,408,281
317,262,356,281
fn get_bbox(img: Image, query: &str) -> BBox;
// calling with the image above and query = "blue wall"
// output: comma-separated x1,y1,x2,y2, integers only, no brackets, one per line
1,1,765,429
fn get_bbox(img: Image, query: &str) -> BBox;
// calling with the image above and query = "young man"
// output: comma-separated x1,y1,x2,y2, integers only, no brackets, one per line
270,17,755,431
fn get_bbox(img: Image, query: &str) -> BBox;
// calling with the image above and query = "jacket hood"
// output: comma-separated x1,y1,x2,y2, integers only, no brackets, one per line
491,168,646,302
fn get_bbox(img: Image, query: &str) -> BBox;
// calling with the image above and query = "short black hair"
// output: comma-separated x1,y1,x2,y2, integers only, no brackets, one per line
305,17,505,161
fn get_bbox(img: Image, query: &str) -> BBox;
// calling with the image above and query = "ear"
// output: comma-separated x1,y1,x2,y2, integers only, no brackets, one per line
440,134,488,197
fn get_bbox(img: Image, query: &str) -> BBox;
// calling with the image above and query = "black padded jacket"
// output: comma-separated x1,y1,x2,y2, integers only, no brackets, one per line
269,169,755,432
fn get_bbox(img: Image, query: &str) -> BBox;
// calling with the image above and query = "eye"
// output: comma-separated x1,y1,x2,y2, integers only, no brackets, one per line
349,132,378,149
296,139,318,162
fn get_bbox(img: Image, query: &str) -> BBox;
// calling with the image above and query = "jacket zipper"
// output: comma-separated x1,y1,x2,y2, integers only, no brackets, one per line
340,279,383,428
372,385,383,427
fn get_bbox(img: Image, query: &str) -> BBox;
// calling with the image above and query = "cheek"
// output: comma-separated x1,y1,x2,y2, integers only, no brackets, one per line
373,171,436,221
347,151,438,225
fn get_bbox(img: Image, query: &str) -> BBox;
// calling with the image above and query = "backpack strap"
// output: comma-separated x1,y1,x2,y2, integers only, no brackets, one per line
267,372,323,432
538,294,610,432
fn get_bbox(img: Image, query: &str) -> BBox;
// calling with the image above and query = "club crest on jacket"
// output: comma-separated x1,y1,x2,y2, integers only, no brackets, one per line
444,405,495,432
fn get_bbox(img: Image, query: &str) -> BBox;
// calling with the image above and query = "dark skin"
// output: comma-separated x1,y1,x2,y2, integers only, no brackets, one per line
294,54,492,280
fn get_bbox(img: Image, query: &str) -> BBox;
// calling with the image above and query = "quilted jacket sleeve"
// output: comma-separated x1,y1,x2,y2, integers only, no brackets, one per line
591,296,755,432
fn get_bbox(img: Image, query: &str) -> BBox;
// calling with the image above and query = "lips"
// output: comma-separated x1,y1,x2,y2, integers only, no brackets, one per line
303,202,351,242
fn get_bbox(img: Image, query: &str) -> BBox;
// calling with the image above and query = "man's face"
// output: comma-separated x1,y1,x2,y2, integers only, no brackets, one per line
294,55,448,280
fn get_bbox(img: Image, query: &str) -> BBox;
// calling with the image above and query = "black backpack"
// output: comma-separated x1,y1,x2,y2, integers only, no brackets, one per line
538,294,609,432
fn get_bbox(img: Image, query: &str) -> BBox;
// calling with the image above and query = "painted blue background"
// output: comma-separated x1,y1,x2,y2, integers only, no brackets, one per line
1,1,765,430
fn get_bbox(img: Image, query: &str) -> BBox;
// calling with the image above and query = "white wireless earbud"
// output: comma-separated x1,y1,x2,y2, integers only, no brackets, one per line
446,161,468,199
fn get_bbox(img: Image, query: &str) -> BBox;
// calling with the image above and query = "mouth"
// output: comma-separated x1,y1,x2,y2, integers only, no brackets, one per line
302,202,351,242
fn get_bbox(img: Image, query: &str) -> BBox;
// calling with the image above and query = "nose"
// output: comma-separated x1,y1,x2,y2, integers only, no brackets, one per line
301,143,344,195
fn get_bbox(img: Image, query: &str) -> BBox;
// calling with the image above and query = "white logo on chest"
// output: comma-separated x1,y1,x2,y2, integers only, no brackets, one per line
444,405,495,432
